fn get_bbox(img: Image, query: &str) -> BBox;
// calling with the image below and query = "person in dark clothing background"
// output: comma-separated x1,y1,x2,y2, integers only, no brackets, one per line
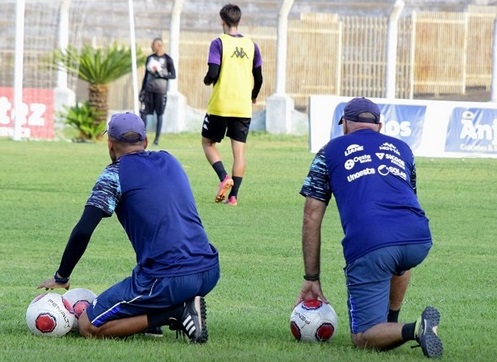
140,38,176,146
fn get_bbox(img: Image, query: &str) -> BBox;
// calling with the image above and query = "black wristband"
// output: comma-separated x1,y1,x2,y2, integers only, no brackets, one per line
303,273,320,281
54,272,70,284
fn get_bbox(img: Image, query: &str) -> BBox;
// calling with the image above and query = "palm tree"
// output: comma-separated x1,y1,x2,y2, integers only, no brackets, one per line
53,43,146,129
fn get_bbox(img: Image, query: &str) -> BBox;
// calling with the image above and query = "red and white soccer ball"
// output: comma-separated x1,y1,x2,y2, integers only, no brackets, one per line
146,58,162,73
290,299,338,342
26,292,75,337
63,288,97,330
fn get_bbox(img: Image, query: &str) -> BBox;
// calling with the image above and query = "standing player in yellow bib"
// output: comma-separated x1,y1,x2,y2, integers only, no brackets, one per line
202,3,263,206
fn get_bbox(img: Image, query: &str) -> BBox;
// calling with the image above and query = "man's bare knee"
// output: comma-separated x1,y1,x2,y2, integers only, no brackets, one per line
78,312,98,338
351,333,368,349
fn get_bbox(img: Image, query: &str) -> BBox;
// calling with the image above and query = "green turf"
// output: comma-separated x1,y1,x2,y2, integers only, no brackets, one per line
1,133,496,361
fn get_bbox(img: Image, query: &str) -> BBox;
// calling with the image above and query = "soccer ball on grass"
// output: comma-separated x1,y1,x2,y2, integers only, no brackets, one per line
290,299,338,342
63,288,97,330
26,292,75,337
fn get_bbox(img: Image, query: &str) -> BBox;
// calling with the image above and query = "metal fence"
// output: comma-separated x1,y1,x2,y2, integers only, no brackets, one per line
148,6,496,112
2,1,497,115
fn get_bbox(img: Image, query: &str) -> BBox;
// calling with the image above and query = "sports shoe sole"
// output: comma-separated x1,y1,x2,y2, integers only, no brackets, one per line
215,177,233,203
182,296,208,343
143,326,163,338
419,306,443,358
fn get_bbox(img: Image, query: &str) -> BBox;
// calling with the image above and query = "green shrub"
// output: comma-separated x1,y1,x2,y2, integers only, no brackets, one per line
57,102,106,141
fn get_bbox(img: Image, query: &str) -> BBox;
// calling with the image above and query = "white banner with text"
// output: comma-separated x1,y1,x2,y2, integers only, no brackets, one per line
309,96,497,158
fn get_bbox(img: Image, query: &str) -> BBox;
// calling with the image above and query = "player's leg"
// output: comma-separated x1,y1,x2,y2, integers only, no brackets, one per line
201,114,226,165
226,117,250,204
230,139,246,178
201,136,222,165
77,274,153,338
395,242,443,357
201,114,233,202
78,271,181,339
388,270,411,322
203,134,233,203
141,91,153,130
139,105,147,128
153,93,164,145
226,139,245,205
346,247,406,350
348,244,441,355
157,266,220,343
78,312,148,338
389,241,432,322
79,291,181,339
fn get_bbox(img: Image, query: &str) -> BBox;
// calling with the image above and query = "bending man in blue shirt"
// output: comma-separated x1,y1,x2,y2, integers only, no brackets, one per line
38,112,219,343
295,97,443,358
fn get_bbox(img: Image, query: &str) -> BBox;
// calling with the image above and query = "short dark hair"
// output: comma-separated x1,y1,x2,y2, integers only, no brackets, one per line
152,38,162,46
220,3,241,27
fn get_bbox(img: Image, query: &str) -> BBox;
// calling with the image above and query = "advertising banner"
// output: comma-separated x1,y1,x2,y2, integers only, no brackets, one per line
445,107,497,154
330,101,427,151
0,87,55,140
309,95,497,158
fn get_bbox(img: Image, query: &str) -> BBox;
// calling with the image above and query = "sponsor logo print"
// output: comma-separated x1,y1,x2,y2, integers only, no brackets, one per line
377,165,407,180
376,152,405,169
385,154,405,169
347,167,375,182
344,154,372,170
202,115,209,130
344,144,364,156
379,142,400,155
231,47,249,59
344,159,355,170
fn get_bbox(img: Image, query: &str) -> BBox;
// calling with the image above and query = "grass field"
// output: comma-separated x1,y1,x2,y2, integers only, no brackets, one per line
1,133,496,361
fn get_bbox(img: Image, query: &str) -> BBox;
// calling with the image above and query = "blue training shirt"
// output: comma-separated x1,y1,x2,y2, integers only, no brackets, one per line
86,150,219,277
300,129,431,264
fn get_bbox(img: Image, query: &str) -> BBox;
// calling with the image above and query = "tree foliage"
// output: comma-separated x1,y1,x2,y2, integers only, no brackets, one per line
53,44,146,133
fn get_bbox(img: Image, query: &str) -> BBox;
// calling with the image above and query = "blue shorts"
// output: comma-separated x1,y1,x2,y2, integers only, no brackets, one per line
344,242,431,334
86,265,220,327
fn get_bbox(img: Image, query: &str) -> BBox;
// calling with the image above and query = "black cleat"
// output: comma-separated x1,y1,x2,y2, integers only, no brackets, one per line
414,306,443,358
181,296,208,343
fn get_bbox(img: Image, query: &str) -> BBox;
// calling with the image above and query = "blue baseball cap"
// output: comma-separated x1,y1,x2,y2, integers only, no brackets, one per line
105,112,146,143
339,97,381,125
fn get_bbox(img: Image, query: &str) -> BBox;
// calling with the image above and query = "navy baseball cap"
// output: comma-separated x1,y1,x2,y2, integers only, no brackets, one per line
338,97,381,125
105,112,146,143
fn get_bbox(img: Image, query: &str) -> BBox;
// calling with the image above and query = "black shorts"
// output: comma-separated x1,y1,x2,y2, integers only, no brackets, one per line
201,114,251,143
143,92,167,116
